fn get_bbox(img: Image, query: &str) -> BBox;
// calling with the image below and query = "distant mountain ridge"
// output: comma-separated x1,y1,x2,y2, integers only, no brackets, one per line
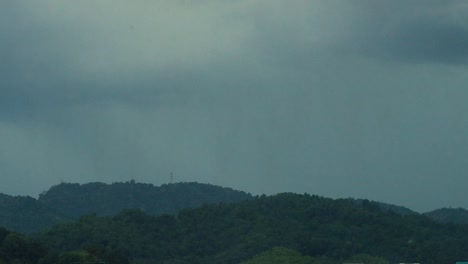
423,207,468,224
2,190,468,263
349,198,418,216
0,181,467,234
38,181,252,219
0,181,252,233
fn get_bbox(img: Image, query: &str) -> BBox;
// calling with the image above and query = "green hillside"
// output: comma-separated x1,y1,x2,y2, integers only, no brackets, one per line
0,194,68,234
38,181,252,219
424,207,468,224
0,224,130,264
0,181,252,233
34,193,468,264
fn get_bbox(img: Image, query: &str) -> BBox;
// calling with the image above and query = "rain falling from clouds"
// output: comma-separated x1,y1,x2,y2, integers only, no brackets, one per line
1,1,468,212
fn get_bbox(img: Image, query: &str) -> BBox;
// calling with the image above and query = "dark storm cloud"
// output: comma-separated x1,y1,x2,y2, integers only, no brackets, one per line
346,0,468,65
1,1,468,212
247,1,468,68
390,19,468,64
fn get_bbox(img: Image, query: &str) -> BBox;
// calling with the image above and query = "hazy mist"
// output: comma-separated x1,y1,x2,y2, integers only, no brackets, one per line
1,1,468,212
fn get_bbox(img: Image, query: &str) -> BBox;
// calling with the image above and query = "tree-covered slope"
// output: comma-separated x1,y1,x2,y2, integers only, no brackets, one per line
350,198,418,215
239,247,318,264
35,193,468,264
38,181,252,219
0,181,252,234
0,225,130,264
0,194,68,234
424,207,468,224
0,226,48,264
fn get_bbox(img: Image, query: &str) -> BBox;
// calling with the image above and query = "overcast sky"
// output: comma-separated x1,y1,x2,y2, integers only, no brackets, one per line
1,1,467,212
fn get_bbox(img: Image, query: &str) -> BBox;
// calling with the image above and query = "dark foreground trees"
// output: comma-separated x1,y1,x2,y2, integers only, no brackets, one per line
0,226,130,264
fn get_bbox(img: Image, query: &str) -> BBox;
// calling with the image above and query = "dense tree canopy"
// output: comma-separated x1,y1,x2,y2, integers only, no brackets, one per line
0,181,251,234
424,207,468,224
240,247,318,264
1,183,468,263
33,193,468,263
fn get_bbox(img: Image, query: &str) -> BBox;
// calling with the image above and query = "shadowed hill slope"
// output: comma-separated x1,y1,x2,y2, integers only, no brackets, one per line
38,181,252,219
349,198,418,215
424,207,468,224
0,181,252,233
35,193,468,264
0,194,68,234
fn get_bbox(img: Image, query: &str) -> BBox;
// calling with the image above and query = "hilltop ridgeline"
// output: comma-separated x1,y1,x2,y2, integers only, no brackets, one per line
0,181,252,233
1,183,468,263
1,181,468,235
423,207,468,224
38,181,252,219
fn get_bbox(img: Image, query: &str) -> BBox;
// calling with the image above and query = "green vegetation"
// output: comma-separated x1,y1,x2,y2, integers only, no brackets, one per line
32,193,468,263
424,207,468,224
345,253,390,264
39,181,251,219
0,194,68,234
0,181,251,233
0,227,46,264
0,226,130,264
1,182,468,263
350,198,418,215
240,247,318,264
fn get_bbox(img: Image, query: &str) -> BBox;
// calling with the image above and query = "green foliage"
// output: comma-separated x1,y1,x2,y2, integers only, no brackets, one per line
0,229,48,263
39,181,252,219
3,187,468,263
57,251,84,264
424,207,468,224
345,253,389,264
33,193,468,263
0,181,251,234
349,199,418,215
0,194,68,234
0,224,131,263
240,247,318,264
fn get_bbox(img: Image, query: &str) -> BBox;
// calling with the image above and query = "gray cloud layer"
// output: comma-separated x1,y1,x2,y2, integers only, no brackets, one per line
1,1,467,212
345,0,468,64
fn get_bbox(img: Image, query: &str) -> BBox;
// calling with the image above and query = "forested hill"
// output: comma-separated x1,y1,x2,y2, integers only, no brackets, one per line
424,207,468,224
349,198,417,215
35,193,468,264
38,181,252,219
0,181,252,233
0,194,67,234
